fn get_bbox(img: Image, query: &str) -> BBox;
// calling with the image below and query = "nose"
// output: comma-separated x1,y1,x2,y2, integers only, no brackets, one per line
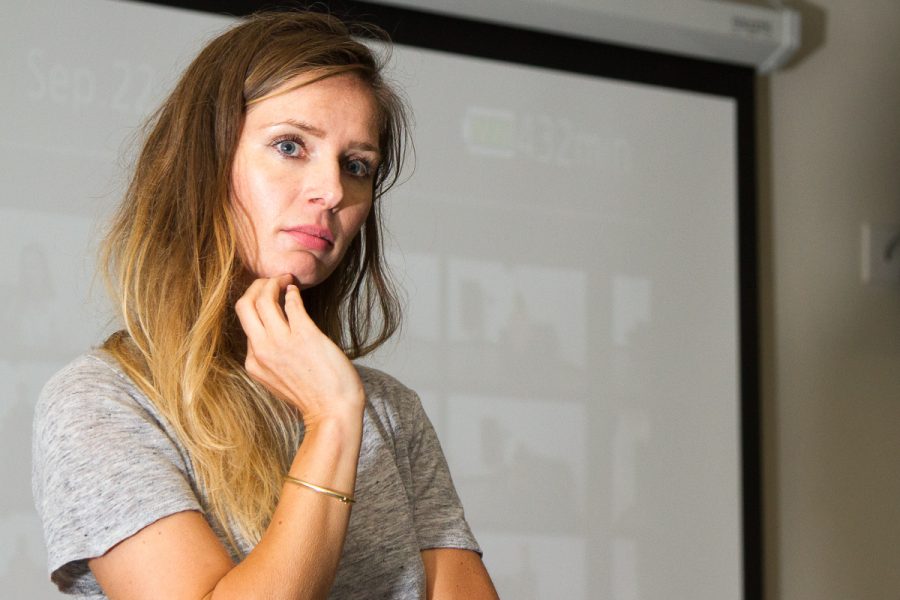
304,159,343,211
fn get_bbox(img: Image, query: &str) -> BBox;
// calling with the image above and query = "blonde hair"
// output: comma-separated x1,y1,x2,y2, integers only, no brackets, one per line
100,11,407,551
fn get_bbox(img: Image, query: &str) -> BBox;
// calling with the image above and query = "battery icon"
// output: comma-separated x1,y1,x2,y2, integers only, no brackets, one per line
462,107,516,158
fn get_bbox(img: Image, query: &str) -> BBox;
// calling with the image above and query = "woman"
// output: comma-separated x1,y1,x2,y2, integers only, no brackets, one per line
32,11,498,599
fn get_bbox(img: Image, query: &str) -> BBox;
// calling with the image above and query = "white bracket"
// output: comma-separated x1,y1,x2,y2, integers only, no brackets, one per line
861,222,900,287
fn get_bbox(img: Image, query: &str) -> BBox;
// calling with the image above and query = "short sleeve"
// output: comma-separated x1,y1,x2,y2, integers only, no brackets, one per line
32,354,202,594
402,391,482,555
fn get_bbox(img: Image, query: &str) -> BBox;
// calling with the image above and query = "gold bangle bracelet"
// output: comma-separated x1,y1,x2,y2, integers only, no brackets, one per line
283,475,356,504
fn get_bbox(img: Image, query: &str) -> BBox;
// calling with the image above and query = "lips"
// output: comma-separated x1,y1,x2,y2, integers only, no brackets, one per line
284,225,334,251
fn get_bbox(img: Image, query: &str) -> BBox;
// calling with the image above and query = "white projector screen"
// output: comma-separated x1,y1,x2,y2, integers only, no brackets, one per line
1,1,755,598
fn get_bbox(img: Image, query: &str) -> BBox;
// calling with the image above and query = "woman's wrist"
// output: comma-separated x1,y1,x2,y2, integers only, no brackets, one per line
301,409,364,443
288,411,363,505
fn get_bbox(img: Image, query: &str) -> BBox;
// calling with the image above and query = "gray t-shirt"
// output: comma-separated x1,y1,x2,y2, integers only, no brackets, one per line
32,351,479,599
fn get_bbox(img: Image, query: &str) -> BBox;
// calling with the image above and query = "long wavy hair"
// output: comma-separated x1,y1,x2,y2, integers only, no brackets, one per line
100,11,408,552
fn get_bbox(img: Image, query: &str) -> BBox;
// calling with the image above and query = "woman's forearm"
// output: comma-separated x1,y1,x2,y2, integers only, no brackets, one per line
208,414,363,600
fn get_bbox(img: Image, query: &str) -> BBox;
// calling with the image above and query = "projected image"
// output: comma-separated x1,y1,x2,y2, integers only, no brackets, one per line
446,258,587,389
0,377,40,515
477,532,587,600
611,275,652,348
0,360,64,599
444,394,587,532
0,512,49,598
610,411,652,523
462,105,633,179
375,42,742,599
400,252,442,343
612,537,642,600
0,209,105,362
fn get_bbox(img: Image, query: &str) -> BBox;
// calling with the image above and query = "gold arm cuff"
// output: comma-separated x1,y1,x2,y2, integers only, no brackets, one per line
283,475,356,504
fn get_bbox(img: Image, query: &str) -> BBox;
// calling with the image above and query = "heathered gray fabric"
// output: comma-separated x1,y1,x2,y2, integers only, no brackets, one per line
32,351,479,599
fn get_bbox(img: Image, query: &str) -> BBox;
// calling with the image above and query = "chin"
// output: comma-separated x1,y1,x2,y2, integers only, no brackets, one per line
249,247,345,289
294,276,324,290
278,259,329,289
243,254,318,287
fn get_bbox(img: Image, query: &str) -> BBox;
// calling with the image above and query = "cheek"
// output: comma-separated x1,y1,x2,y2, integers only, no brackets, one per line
231,168,284,240
340,202,372,249
231,150,284,219
229,166,266,266
352,203,372,233
229,198,258,272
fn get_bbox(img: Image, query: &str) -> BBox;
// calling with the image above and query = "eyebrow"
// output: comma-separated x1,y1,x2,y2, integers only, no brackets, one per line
266,119,380,154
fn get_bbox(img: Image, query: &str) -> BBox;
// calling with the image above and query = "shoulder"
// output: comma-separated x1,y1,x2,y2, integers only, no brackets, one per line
35,350,154,433
39,351,140,401
355,365,426,418
32,350,179,477
32,352,203,591
354,364,428,440
42,351,121,386
355,364,415,402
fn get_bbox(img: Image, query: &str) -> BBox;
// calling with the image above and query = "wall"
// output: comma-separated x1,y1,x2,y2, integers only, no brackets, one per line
757,1,900,598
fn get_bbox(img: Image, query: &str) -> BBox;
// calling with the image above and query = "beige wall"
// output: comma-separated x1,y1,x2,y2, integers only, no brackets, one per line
757,1,900,598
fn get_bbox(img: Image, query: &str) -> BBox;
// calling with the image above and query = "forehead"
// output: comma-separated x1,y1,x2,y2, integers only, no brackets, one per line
244,72,380,139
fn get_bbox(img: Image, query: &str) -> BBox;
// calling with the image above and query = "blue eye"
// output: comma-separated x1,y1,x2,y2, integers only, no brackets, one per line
345,158,372,178
274,138,302,157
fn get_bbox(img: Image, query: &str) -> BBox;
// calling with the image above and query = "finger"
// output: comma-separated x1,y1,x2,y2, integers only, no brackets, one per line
284,284,313,331
235,287,266,339
242,275,273,299
255,277,291,334
235,276,285,338
244,343,272,388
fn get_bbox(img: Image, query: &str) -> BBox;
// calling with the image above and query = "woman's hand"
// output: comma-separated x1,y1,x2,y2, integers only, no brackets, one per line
235,273,365,426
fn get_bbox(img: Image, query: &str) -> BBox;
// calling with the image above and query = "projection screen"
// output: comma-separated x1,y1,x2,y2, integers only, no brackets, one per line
1,1,759,597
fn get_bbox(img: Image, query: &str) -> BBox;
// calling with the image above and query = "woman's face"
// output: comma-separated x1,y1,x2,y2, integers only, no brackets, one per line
230,72,380,288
